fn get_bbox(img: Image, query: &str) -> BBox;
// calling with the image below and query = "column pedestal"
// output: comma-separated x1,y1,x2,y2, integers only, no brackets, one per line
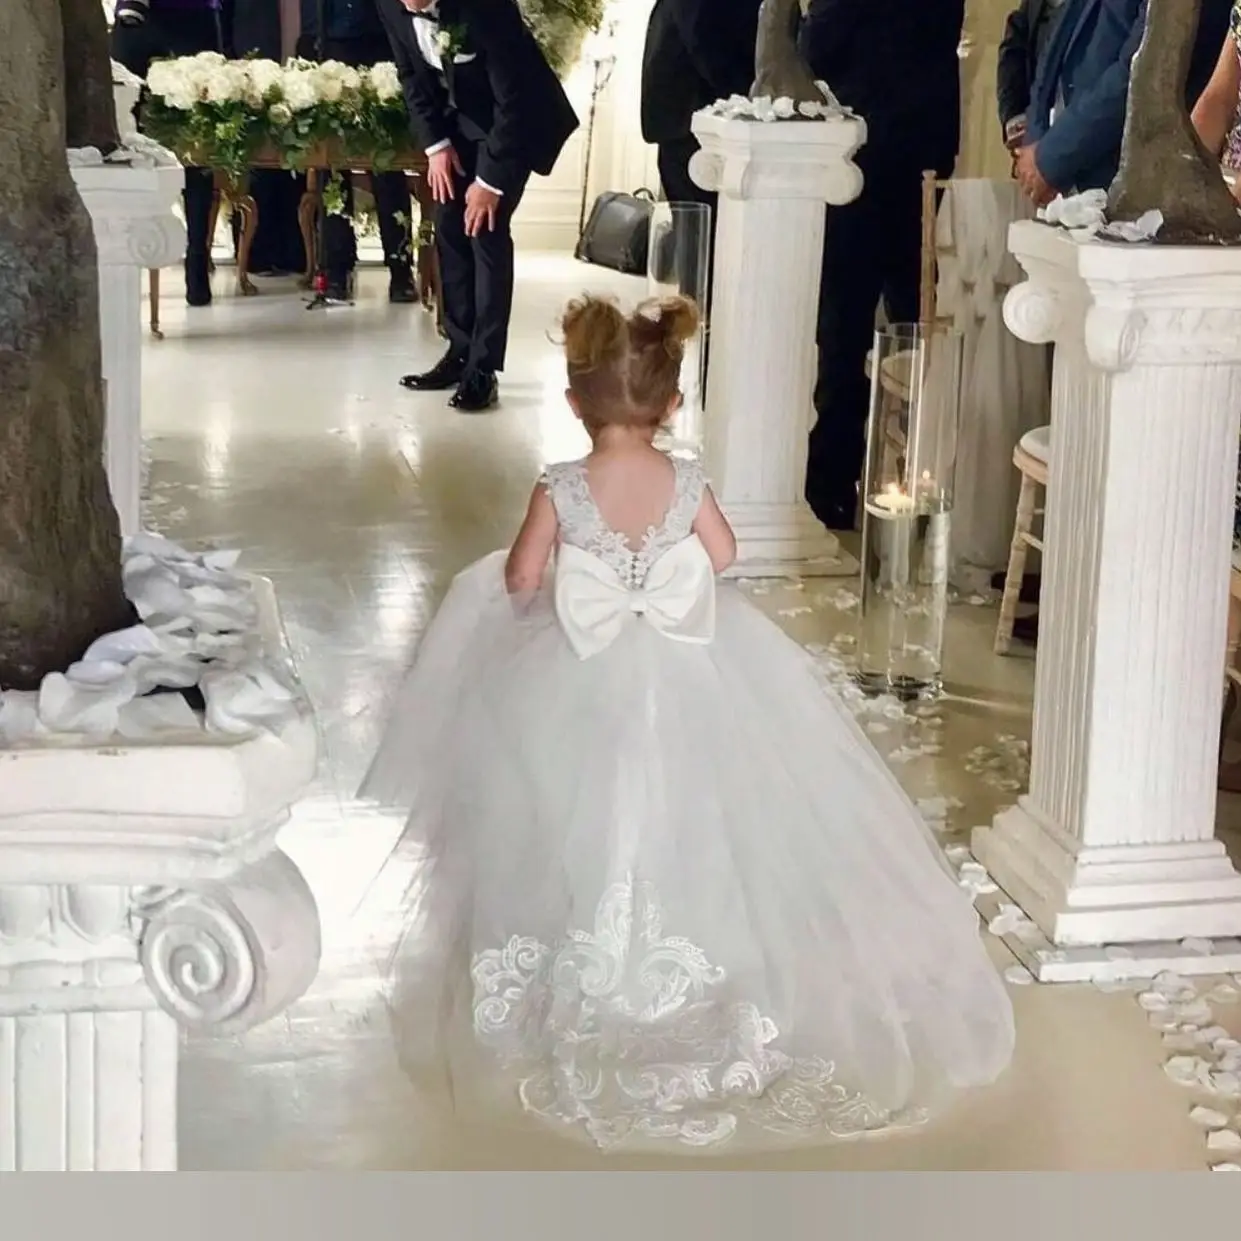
0,585,320,1169
972,220,1241,981
70,156,185,537
690,112,866,578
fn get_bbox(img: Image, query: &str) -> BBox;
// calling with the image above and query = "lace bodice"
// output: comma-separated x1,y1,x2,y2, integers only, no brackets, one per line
542,456,708,589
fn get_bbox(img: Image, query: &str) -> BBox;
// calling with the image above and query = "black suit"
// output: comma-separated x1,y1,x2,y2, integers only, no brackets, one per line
640,0,760,207
377,0,578,372
799,0,965,527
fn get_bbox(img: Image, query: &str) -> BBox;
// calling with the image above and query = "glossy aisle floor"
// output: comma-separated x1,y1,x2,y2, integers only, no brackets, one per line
142,256,1231,1170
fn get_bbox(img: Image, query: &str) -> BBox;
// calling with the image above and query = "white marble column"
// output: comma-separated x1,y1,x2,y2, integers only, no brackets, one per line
70,157,185,538
0,590,320,1169
972,220,1241,979
690,111,866,577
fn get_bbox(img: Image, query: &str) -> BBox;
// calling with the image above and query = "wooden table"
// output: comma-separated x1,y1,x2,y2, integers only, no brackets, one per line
147,143,441,336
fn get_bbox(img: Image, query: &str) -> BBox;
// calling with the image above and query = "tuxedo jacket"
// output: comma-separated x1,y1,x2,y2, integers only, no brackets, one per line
639,0,762,146
798,0,966,178
376,0,579,194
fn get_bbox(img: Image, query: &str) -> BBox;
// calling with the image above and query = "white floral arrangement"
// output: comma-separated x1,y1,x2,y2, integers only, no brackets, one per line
144,52,403,115
704,81,850,124
141,52,407,184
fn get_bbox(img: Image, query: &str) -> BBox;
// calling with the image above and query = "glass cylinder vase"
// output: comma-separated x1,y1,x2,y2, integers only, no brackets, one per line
647,200,712,453
856,323,964,700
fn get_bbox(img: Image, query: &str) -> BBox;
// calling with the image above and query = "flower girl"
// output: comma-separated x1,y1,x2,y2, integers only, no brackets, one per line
362,295,1014,1153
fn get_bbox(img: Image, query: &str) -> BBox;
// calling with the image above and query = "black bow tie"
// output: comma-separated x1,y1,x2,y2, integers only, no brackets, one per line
411,7,439,19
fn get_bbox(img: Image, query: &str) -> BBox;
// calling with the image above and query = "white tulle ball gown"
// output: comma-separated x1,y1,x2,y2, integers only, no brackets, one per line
361,456,1014,1154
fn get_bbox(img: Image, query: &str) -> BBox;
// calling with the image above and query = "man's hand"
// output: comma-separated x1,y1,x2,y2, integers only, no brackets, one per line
464,181,501,237
427,146,464,203
1014,143,1055,207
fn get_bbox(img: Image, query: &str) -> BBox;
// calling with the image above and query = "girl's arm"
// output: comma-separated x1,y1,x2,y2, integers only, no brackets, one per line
1192,32,1241,159
505,482,559,594
693,486,738,574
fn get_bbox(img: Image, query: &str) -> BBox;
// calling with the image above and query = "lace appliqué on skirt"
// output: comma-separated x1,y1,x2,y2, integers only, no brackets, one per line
471,876,927,1151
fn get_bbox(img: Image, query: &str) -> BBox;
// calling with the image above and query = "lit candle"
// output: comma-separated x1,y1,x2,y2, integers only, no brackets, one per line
868,484,916,515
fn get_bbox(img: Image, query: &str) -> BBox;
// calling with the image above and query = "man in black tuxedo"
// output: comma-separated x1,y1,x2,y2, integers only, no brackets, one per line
640,0,762,209
377,0,579,411
800,0,965,531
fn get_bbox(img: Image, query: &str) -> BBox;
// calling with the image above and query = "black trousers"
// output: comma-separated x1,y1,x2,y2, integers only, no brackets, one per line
807,160,925,523
111,10,221,279
437,137,528,374
245,169,307,275
657,136,715,214
297,34,413,285
321,169,413,283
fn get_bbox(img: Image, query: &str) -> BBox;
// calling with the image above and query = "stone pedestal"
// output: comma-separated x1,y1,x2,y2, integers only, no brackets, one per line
690,111,866,577
71,157,185,538
0,584,320,1170
972,220,1241,981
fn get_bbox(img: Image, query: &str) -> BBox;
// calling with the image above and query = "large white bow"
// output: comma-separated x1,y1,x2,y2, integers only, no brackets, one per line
554,539,716,660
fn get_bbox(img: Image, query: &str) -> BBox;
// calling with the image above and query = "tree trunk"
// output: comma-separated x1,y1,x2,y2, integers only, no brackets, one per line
0,0,132,690
1108,0,1241,243
62,0,121,155
752,0,821,105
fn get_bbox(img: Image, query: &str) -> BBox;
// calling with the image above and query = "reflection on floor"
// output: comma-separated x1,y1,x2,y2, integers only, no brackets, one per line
143,255,1234,1170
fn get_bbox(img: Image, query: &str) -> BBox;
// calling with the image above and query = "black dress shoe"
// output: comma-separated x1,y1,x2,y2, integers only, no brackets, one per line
400,350,467,391
449,370,499,412
388,266,418,304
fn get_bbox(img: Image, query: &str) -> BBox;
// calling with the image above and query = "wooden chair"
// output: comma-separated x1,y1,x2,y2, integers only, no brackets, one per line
993,425,1049,654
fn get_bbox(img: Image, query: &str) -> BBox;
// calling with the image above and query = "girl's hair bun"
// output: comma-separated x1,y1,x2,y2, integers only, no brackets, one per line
631,295,701,356
560,295,628,373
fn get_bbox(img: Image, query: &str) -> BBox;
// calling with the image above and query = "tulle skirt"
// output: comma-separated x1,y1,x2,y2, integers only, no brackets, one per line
361,553,1014,1153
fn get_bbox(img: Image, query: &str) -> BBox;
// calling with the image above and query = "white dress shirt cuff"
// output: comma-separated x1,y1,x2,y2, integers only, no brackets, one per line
475,178,503,196
425,138,452,156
